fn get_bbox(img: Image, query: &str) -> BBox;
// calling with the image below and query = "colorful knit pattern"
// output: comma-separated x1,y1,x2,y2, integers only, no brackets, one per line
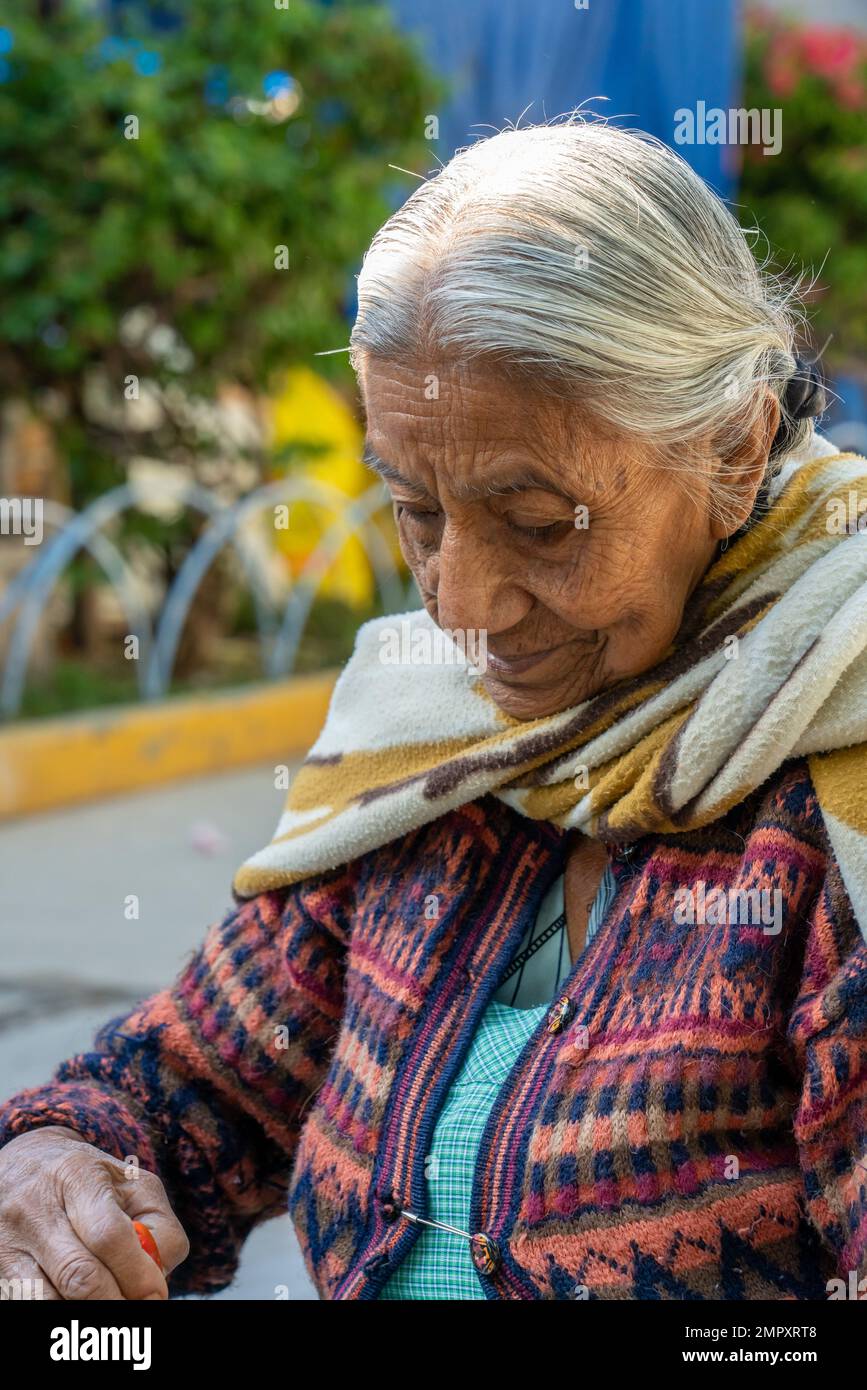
1,759,865,1300
379,863,615,1297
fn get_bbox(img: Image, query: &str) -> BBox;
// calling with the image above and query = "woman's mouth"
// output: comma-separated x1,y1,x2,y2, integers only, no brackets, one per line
484,631,603,682
484,643,567,677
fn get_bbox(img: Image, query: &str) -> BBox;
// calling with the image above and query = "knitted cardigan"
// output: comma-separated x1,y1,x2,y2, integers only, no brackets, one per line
1,758,865,1300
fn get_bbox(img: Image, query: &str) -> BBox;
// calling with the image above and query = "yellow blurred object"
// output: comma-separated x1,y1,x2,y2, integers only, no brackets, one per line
267,367,377,606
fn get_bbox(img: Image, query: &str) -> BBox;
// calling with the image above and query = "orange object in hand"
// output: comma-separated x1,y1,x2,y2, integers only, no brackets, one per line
133,1220,163,1270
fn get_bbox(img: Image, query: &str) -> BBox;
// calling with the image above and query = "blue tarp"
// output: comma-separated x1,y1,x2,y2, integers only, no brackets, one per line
390,0,740,199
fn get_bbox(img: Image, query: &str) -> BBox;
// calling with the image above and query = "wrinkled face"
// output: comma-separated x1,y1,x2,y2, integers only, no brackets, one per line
359,357,732,719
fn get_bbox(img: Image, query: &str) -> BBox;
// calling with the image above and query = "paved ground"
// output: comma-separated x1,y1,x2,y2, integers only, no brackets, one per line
0,762,317,1299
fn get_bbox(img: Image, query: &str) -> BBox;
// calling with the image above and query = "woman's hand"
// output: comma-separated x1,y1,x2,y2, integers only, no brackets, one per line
0,1125,189,1300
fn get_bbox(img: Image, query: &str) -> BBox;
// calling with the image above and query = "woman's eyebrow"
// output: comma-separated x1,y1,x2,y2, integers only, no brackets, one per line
467,469,575,501
361,443,432,500
362,442,576,503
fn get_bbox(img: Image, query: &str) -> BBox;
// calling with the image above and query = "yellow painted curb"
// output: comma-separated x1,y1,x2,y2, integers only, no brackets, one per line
0,672,337,821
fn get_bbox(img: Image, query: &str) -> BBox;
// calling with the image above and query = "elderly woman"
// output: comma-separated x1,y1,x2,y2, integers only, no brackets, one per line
1,121,866,1304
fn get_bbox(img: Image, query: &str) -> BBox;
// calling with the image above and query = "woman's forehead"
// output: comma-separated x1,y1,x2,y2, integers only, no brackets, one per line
361,359,629,497
362,437,583,502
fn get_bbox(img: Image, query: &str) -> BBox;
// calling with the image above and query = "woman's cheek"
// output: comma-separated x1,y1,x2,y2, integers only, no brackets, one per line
529,542,595,610
531,544,628,630
396,517,437,587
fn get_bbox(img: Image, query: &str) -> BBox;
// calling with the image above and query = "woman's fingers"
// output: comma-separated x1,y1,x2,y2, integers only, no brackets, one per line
0,1126,188,1301
30,1212,127,1301
2,1150,127,1300
118,1168,190,1278
63,1165,170,1300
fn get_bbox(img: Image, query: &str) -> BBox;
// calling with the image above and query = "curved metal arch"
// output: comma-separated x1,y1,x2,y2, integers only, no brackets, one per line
268,484,406,678
1,480,278,718
0,502,144,638
0,500,155,715
145,479,403,696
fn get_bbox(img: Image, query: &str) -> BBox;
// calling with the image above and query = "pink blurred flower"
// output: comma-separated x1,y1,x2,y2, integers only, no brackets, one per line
757,15,867,103
799,27,860,79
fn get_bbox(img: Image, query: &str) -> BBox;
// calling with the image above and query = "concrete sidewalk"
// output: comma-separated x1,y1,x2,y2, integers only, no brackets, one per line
0,762,317,1300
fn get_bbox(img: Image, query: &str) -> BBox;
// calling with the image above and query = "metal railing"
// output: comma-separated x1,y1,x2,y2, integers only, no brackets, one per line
0,479,412,719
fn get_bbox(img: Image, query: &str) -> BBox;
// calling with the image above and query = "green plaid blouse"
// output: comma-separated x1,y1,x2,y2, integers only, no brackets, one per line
378,863,617,1300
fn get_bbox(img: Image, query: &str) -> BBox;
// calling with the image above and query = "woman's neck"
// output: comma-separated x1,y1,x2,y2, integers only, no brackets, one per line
563,832,610,959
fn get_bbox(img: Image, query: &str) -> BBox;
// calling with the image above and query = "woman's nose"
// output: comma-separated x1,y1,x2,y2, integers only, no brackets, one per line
433,523,530,636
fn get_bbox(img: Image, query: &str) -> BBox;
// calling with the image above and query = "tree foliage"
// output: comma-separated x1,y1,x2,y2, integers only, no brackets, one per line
0,0,437,497
740,13,867,367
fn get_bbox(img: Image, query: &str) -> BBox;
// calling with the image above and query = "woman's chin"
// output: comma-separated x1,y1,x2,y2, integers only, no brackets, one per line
480,669,603,720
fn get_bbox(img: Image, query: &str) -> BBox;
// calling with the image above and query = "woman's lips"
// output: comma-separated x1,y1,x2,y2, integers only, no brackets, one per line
485,644,566,676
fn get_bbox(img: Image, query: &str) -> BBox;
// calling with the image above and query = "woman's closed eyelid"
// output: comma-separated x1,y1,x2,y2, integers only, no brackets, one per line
395,499,582,543
504,508,576,526
394,498,441,515
507,518,577,543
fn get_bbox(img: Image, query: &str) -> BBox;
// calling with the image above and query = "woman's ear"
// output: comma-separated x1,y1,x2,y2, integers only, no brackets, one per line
709,389,781,540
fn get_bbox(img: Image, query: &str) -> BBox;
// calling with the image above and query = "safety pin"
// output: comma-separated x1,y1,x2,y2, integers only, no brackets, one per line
399,1208,473,1241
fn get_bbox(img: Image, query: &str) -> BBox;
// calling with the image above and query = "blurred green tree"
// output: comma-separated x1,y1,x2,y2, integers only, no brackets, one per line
0,0,437,505
739,13,867,370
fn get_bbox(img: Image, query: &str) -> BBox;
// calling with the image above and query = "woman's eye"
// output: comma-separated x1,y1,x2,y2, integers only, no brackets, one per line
395,503,441,525
508,517,573,542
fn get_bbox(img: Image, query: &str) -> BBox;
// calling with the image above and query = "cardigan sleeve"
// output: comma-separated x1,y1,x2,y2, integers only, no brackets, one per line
0,864,356,1296
786,850,867,1287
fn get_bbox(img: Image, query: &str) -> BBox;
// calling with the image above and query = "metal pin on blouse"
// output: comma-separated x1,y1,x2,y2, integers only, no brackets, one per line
399,1209,503,1274
399,1208,473,1240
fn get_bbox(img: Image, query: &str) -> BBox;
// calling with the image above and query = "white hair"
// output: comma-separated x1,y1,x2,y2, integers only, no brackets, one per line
350,116,815,523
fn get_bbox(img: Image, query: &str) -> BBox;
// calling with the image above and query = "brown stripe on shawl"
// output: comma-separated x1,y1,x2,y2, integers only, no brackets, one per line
651,630,821,826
